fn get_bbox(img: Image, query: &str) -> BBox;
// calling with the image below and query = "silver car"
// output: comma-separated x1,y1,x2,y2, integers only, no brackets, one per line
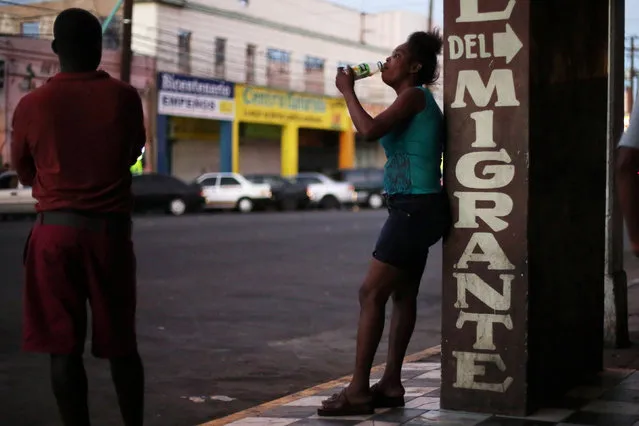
0,171,36,217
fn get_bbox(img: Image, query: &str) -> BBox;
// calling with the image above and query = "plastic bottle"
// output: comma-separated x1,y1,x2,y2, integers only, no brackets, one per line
344,61,384,81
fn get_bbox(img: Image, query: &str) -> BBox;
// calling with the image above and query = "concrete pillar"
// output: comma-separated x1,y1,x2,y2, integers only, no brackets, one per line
232,120,240,173
441,0,608,415
604,0,629,349
339,128,356,169
156,114,170,175
219,121,233,173
281,124,299,176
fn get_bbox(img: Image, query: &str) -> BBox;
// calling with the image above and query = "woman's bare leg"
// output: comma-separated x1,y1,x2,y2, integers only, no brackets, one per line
329,259,404,403
376,281,420,396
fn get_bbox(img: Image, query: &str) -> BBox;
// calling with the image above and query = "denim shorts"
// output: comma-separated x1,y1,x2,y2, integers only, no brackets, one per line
372,192,450,278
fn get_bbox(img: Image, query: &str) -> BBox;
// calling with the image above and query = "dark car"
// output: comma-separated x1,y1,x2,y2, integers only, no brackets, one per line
244,174,310,211
131,173,205,216
330,168,385,209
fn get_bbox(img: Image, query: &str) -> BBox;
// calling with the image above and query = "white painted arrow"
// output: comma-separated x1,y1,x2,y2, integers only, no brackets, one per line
493,24,522,64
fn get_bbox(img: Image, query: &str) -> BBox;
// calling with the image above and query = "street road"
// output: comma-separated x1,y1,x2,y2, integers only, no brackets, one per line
0,210,443,426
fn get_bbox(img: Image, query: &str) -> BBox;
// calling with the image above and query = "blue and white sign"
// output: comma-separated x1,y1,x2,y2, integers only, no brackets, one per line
157,72,235,120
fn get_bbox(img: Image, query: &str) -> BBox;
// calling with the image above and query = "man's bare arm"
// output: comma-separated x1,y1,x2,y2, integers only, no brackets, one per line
10,101,35,186
616,146,639,256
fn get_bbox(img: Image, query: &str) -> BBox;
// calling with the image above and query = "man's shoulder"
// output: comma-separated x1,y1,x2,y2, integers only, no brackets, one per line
17,85,49,107
104,76,141,98
17,74,141,110
49,72,140,95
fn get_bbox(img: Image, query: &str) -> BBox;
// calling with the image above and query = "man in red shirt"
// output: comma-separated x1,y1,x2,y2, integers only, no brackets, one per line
11,8,146,426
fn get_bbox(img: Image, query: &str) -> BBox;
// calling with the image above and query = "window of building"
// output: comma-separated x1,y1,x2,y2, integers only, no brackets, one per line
214,37,226,79
245,44,256,84
21,22,39,38
304,56,325,94
267,48,291,89
305,56,324,72
178,29,192,74
267,48,290,71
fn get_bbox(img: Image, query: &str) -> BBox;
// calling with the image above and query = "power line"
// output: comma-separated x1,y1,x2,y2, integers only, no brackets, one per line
1,10,388,77
0,0,393,51
0,10,395,103
121,0,133,82
3,7,390,69
136,14,391,59
133,24,376,68
131,34,393,103
0,26,393,104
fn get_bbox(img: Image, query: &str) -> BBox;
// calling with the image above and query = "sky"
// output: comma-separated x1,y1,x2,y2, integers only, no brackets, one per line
328,0,639,37
329,0,639,75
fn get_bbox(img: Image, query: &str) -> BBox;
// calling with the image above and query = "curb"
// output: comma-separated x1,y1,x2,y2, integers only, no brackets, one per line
198,344,441,426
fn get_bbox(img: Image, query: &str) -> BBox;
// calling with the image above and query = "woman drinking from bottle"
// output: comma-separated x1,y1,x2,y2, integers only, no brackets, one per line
318,29,449,417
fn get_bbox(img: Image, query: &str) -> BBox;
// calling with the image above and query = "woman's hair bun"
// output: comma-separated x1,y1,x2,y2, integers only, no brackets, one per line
407,29,443,56
406,29,443,85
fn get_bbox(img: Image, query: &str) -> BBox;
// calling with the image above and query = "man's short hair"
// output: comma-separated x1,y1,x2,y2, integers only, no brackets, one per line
53,8,102,54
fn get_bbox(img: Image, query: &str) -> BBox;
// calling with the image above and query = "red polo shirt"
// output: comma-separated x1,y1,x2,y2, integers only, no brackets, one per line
11,70,146,213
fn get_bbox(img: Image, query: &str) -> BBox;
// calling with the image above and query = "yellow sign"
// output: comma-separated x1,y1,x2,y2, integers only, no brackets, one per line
235,84,350,131
219,100,234,115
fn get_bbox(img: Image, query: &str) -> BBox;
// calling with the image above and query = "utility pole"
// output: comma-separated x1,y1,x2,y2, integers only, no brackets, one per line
120,0,133,83
427,0,434,31
604,0,629,349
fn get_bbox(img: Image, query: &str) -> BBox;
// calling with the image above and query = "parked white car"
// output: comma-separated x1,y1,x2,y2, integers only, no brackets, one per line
290,172,357,209
0,171,36,217
195,172,272,213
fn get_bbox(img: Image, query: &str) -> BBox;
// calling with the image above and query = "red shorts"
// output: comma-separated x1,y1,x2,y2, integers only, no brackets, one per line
22,213,138,358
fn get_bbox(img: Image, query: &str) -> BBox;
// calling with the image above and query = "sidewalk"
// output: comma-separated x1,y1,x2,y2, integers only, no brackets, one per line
205,353,639,425
204,254,639,426
605,252,639,371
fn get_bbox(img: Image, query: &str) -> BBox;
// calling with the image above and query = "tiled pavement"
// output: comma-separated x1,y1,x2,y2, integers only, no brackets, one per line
214,352,639,426
208,257,639,426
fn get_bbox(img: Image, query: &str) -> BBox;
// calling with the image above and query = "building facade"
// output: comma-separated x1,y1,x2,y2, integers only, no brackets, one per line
0,36,156,168
131,0,432,177
0,0,437,177
156,71,235,180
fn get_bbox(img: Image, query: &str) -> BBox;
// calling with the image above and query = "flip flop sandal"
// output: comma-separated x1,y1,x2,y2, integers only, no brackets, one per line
370,383,405,408
317,389,374,417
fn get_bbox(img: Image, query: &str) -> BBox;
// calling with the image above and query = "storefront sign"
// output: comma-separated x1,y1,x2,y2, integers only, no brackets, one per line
442,0,528,413
157,72,235,120
235,84,350,131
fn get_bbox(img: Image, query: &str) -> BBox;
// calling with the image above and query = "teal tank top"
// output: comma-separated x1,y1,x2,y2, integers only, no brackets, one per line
380,87,443,195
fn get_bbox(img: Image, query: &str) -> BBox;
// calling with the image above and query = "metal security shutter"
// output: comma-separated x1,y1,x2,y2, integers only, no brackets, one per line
356,141,385,168
298,129,339,173
239,138,281,174
171,139,220,182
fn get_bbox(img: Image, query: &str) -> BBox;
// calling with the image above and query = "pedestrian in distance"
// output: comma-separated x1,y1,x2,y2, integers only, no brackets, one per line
318,30,450,417
617,101,639,258
11,8,146,426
